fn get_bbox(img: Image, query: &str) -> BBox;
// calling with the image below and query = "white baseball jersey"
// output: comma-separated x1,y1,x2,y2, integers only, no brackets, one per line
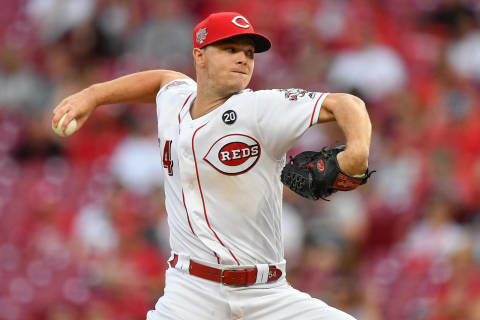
156,78,328,267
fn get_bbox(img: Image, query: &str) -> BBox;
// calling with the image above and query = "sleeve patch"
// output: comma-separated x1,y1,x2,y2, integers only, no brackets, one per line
275,88,316,101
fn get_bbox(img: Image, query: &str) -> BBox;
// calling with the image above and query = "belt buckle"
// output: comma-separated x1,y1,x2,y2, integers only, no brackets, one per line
220,268,241,286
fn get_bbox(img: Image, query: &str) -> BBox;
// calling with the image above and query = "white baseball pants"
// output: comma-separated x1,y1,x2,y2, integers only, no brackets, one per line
146,267,356,320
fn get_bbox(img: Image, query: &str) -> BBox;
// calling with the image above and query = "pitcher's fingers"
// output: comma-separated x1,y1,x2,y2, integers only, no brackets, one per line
52,100,70,124
52,105,70,127
52,110,65,127
61,111,76,131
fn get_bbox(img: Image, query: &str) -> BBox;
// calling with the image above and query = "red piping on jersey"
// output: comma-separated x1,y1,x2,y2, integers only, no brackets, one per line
310,93,325,126
182,190,196,236
192,123,240,265
178,93,193,124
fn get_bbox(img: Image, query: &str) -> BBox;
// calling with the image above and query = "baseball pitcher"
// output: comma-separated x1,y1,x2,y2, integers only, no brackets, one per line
52,12,372,320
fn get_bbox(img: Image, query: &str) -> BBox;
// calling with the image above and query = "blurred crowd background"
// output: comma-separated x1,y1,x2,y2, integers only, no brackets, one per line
1,0,480,319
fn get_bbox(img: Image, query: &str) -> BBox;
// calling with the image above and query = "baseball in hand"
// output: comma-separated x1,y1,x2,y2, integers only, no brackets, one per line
52,114,77,137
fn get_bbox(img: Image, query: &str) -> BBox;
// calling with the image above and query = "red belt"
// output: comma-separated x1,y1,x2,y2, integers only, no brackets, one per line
170,254,282,286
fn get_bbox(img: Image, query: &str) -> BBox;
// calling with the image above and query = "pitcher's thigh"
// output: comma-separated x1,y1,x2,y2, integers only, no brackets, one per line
146,269,231,320
242,283,357,320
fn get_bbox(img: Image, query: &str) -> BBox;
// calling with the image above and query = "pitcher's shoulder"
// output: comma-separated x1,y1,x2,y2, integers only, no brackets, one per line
161,78,197,92
157,78,196,102
242,88,286,99
230,88,271,104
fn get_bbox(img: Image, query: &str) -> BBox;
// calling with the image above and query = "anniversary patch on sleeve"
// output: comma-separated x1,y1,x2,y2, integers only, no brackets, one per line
275,88,316,101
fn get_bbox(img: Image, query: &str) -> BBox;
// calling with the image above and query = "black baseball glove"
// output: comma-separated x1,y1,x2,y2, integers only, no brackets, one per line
280,145,374,200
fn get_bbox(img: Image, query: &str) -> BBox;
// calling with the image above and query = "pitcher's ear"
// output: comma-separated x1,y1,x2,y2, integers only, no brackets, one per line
193,48,207,68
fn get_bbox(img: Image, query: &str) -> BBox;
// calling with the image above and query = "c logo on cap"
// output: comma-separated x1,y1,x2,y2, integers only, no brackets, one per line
232,16,250,29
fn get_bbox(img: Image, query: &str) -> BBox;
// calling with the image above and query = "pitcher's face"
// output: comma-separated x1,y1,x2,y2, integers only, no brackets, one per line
196,36,255,95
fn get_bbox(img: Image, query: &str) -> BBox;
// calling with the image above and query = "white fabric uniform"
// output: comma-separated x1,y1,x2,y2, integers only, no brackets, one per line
149,268,356,320
147,79,355,320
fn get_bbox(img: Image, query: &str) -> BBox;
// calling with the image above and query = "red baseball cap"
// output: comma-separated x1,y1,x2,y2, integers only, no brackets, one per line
193,12,271,53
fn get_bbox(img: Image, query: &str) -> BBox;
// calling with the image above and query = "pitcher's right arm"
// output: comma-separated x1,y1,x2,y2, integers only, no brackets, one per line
52,70,190,132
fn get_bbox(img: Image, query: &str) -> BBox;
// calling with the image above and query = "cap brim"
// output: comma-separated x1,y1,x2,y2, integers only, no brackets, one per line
243,33,271,53
201,32,271,53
